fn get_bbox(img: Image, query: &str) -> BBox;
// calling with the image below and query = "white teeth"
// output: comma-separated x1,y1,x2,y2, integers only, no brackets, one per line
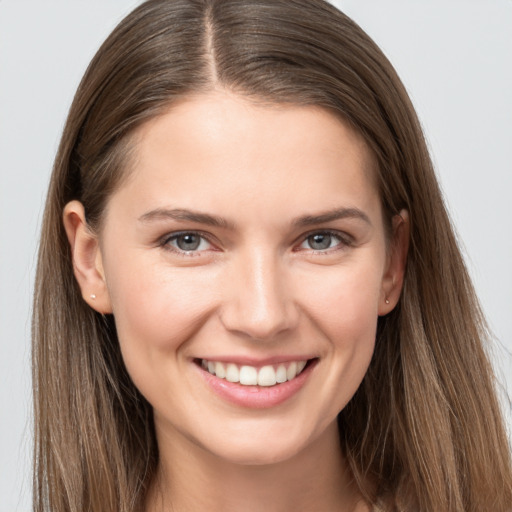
258,365,276,386
225,363,239,383
276,364,287,383
286,362,297,381
239,365,258,385
215,362,226,379
201,359,309,387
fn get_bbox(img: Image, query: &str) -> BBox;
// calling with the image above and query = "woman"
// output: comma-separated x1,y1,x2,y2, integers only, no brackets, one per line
32,0,512,511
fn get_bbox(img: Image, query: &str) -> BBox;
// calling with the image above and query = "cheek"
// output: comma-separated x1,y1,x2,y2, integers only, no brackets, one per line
300,259,383,340
104,256,219,367
298,259,382,404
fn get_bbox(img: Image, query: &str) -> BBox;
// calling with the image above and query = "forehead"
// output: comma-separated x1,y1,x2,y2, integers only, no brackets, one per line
134,92,374,173
108,91,380,224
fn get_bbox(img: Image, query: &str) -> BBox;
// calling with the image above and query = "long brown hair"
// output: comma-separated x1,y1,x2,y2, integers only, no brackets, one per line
33,1,512,510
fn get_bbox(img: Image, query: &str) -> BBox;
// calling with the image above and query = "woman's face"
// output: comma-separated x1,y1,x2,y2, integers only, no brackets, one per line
72,91,405,465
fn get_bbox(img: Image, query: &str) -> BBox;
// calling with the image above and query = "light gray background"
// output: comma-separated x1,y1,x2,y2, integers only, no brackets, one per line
1,1,511,510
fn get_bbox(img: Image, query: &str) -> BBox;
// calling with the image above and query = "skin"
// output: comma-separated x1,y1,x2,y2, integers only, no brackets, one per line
64,91,408,511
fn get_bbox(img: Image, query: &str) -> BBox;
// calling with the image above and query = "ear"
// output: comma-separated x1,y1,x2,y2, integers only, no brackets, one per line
63,200,113,314
378,209,409,316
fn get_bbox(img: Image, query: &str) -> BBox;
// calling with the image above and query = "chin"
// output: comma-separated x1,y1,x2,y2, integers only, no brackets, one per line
193,421,321,467
209,439,306,467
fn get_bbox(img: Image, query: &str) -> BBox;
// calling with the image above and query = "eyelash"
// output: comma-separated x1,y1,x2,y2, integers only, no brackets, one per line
160,231,216,256
296,230,353,254
159,229,353,256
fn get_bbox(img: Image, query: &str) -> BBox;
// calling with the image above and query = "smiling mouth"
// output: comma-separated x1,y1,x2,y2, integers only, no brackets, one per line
196,358,314,387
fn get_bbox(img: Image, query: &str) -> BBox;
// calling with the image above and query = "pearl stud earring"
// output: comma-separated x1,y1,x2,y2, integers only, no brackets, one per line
385,299,390,304
90,294,97,300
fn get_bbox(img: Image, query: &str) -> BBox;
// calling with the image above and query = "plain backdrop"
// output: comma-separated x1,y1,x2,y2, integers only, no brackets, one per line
1,1,511,510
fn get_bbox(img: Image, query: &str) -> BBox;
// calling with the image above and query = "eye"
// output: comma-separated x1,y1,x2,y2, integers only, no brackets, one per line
299,231,348,252
163,232,212,253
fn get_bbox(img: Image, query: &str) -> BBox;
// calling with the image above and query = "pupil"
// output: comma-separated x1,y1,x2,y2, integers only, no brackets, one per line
177,234,200,251
309,233,331,250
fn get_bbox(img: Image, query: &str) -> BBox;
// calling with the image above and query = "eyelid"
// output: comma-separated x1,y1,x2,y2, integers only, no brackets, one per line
294,229,354,253
159,230,218,255
156,228,354,256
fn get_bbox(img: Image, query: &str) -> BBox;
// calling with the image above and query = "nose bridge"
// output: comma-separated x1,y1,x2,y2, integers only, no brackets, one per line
220,246,296,340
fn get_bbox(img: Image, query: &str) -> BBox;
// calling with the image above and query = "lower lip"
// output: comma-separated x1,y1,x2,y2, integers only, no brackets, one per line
197,360,316,409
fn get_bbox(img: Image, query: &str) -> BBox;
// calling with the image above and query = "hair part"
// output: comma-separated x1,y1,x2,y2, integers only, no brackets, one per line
33,1,512,511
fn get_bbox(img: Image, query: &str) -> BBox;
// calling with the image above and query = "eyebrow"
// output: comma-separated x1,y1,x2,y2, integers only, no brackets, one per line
292,207,372,228
139,206,371,230
138,208,235,229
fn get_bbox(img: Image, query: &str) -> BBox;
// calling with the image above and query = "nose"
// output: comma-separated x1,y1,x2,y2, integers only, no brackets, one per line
219,249,299,341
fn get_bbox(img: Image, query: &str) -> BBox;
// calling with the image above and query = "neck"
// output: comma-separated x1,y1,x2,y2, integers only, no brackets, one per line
146,421,368,512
